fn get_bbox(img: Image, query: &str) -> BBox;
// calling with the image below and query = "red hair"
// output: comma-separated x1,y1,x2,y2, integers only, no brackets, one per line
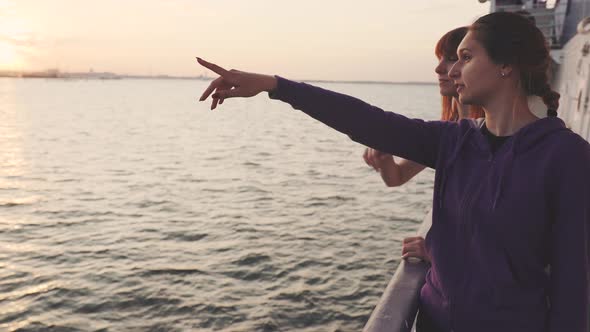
435,27,485,121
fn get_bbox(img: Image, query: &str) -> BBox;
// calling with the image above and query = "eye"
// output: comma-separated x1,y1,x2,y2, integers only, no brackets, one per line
461,54,472,61
446,56,458,62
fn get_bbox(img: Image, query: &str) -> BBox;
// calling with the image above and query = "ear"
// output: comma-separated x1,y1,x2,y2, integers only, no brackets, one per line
500,64,514,77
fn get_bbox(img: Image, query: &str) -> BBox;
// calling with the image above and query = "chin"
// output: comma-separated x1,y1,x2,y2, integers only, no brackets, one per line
459,94,472,105
440,87,456,97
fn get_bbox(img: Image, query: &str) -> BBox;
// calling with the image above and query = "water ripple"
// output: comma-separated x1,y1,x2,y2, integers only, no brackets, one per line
0,79,437,331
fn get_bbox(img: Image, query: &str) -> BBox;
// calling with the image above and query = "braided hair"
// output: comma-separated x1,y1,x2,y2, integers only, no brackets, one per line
470,12,560,117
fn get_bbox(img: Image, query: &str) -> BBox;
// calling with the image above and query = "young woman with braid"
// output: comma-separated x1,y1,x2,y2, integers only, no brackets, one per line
196,12,589,332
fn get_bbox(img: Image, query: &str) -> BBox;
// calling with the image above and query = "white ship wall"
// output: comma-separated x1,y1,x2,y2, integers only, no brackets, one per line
553,29,590,142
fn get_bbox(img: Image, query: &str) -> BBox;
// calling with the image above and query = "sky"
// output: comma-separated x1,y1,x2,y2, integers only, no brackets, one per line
0,0,490,82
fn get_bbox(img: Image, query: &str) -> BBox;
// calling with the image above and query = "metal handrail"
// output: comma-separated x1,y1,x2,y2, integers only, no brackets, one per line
363,211,432,332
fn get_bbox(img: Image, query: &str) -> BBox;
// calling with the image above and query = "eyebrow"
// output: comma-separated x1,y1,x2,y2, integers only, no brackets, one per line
458,48,472,53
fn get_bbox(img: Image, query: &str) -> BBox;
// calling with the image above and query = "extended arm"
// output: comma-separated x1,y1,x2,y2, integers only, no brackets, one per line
197,58,453,168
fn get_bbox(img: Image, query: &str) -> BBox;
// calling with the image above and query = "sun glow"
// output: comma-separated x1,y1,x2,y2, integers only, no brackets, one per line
0,41,24,70
0,2,33,71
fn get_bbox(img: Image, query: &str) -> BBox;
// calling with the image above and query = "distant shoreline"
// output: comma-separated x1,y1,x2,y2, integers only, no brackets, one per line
0,69,436,85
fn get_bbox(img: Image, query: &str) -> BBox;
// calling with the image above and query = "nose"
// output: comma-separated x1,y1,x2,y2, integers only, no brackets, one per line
434,58,445,75
448,61,460,80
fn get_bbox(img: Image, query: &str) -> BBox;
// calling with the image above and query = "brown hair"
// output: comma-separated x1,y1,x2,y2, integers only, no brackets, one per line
435,27,485,121
470,12,559,117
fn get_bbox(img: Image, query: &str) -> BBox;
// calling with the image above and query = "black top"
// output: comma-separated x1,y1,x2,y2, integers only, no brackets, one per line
481,124,512,154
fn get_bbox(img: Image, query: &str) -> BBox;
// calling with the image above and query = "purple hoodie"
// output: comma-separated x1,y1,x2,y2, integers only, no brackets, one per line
269,77,590,332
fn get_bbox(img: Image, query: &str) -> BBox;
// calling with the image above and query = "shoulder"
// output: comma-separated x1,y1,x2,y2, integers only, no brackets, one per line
544,130,590,188
429,118,480,164
547,129,590,161
520,117,590,161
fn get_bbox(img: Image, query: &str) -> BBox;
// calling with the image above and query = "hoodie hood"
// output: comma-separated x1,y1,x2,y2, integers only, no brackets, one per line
471,116,569,155
441,116,569,211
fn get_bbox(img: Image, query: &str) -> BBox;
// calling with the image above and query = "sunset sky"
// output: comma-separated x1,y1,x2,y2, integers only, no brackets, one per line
0,0,490,82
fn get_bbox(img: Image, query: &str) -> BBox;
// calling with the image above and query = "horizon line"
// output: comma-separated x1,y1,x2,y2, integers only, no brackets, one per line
0,69,437,85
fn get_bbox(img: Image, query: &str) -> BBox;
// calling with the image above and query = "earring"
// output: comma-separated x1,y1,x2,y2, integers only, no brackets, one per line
500,72,506,77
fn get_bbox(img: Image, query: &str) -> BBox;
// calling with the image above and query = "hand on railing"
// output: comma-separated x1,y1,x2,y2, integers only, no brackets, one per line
402,237,431,263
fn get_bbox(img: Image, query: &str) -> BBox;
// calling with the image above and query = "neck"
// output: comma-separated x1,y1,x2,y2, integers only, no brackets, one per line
453,97,469,120
482,92,538,136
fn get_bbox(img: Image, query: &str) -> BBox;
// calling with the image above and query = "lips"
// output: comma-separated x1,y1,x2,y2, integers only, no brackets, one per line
455,83,465,93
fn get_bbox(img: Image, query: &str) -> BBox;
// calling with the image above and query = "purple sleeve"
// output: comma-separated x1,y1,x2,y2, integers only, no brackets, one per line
548,138,590,332
268,76,451,169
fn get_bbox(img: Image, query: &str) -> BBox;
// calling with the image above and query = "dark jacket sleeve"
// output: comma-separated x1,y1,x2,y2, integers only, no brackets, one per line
269,76,452,169
548,137,590,332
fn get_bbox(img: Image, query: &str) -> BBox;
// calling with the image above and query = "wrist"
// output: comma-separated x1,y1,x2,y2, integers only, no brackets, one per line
263,75,278,93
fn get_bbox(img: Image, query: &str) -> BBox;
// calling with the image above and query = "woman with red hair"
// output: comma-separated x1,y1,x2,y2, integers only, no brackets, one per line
363,27,485,263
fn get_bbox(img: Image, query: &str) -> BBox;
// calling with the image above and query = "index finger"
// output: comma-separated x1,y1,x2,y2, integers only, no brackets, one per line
196,57,230,77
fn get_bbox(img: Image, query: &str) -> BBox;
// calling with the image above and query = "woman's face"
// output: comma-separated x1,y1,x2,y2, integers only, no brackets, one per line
435,53,458,97
448,31,504,106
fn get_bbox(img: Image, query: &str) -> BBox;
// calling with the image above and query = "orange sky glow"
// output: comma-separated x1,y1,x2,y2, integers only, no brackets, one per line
0,0,489,82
